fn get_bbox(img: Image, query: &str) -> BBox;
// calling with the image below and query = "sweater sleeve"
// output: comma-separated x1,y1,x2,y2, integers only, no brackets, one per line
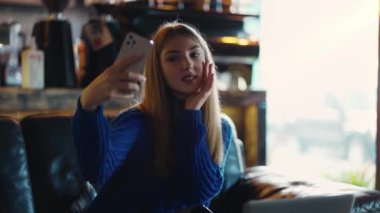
72,99,142,189
172,110,232,209
72,99,109,188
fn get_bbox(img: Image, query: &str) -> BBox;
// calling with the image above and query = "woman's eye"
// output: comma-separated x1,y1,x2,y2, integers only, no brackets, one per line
191,52,200,58
167,56,179,62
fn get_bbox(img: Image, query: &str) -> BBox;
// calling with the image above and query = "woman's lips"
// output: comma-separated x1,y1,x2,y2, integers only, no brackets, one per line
182,75,197,83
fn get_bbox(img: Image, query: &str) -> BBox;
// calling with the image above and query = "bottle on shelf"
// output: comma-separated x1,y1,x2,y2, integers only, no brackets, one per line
21,37,44,89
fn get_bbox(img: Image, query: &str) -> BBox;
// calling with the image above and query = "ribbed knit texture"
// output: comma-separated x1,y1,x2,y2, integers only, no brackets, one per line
72,100,232,212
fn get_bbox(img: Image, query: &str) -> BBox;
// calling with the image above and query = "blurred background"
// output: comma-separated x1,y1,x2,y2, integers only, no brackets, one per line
0,0,378,189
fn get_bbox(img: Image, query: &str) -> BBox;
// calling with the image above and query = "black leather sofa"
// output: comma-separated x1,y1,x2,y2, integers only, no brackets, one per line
1,113,380,213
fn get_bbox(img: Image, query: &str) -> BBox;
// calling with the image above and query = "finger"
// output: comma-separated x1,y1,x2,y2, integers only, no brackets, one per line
111,90,134,99
203,73,214,94
119,71,146,83
116,81,140,92
200,63,214,93
202,62,209,85
112,55,143,72
195,62,208,93
207,72,215,90
208,63,215,80
208,63,214,81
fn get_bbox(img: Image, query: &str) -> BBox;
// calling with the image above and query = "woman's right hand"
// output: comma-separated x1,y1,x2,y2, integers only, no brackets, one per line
80,55,146,111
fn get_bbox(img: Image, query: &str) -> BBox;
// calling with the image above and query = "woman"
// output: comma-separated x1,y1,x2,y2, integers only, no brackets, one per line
73,22,233,212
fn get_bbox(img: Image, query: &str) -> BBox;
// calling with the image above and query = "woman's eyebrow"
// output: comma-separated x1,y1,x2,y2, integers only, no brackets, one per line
188,45,200,50
164,50,179,55
164,45,200,56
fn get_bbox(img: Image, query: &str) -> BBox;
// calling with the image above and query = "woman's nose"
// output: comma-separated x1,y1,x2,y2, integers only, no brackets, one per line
181,58,191,70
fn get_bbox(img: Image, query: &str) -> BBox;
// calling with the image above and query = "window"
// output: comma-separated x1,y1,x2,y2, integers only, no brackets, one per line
258,0,378,188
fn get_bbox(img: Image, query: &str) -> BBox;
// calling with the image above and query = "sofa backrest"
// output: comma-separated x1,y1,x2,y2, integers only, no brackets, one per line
0,112,244,212
21,113,82,213
0,116,34,213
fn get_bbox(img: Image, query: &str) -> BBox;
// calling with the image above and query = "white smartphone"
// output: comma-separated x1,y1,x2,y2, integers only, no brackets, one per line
115,32,154,74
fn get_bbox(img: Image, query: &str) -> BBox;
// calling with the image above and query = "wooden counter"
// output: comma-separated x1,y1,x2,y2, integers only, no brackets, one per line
0,87,266,166
0,87,137,118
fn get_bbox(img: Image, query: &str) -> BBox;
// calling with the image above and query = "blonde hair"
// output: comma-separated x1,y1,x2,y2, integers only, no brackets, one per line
138,22,223,177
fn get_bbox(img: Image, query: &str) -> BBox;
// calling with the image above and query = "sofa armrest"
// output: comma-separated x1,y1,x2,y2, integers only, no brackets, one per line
0,116,34,213
221,113,246,192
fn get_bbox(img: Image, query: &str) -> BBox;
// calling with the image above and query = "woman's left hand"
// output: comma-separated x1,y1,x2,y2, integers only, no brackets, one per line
185,62,215,110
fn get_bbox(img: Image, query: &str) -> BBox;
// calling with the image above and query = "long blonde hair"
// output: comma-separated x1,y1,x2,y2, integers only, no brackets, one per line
138,22,223,177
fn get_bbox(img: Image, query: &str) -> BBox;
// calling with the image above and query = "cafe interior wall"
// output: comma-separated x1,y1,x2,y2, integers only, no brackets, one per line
0,3,91,47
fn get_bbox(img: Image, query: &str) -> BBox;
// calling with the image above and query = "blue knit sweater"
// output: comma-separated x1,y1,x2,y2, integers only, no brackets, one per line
72,101,232,212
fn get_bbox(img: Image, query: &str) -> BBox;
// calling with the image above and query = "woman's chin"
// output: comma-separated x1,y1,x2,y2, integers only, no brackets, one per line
170,90,195,100
171,92,188,100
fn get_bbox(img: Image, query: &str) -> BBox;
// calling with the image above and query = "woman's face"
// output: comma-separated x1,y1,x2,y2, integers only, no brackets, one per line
159,35,206,99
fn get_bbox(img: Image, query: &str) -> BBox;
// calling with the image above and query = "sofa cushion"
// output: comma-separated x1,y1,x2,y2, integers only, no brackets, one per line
0,116,34,213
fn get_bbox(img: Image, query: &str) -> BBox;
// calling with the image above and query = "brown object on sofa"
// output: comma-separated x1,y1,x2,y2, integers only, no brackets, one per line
244,166,380,213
